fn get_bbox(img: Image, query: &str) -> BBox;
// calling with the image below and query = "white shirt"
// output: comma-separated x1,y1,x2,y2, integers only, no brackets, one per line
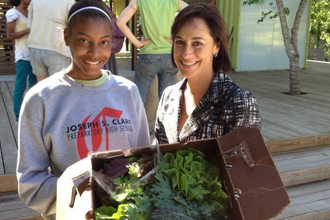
6,8,30,62
27,0,75,57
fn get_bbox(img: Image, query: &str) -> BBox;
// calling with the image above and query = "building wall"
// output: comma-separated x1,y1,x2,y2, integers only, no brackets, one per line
236,0,311,71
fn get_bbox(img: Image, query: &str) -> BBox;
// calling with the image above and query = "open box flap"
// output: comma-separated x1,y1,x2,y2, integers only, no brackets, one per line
56,157,93,220
218,128,290,220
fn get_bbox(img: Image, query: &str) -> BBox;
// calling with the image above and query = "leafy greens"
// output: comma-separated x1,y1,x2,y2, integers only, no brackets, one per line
94,148,228,220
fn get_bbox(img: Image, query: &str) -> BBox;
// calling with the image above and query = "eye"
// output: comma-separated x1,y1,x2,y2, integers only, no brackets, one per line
174,40,184,46
101,40,110,45
193,42,203,46
79,38,88,44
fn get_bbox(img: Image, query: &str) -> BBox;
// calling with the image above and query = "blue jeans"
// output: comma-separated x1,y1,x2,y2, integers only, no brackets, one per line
13,60,37,121
134,54,177,104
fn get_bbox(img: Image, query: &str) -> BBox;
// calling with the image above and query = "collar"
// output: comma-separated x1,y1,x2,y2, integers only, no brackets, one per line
172,72,231,104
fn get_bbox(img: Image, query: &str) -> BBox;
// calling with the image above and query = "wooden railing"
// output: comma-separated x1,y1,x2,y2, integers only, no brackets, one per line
0,1,15,75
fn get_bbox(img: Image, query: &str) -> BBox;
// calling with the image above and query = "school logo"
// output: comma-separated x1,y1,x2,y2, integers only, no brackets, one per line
65,107,136,158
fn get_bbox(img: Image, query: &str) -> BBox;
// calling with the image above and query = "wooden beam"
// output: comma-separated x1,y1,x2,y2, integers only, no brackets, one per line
0,174,17,193
266,133,330,154
279,164,330,187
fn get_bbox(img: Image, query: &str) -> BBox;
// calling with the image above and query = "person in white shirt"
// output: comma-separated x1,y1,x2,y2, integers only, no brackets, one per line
6,0,37,124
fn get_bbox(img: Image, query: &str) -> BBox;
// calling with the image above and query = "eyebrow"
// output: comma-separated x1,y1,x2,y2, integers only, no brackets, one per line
76,32,112,38
175,36,206,40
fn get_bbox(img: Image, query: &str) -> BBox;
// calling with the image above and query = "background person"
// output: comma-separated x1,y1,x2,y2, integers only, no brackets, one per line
6,0,37,125
155,3,262,144
16,1,150,219
27,0,74,81
117,0,186,133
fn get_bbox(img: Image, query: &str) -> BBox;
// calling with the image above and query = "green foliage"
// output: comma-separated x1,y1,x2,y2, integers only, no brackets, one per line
94,149,228,220
151,149,228,219
309,0,330,60
151,208,195,220
95,206,117,220
243,0,261,6
243,0,290,23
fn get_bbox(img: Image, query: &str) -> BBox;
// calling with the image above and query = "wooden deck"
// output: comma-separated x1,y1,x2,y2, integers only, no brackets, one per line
0,80,17,175
230,60,330,141
0,60,329,219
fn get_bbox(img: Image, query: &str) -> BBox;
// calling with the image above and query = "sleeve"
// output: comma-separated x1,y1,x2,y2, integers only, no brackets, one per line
224,89,262,134
132,84,150,147
27,3,33,28
16,93,58,216
6,9,18,23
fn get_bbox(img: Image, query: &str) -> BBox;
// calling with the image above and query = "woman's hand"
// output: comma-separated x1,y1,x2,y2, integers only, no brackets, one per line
137,38,152,48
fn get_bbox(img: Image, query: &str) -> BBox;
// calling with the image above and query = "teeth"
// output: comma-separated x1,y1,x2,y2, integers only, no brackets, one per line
182,61,197,66
85,60,100,65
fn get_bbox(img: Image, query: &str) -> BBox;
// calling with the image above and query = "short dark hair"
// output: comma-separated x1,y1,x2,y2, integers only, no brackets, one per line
171,3,232,74
67,0,112,30
8,0,20,7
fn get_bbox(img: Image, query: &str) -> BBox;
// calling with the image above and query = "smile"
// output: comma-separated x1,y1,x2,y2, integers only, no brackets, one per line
181,60,198,66
84,60,101,65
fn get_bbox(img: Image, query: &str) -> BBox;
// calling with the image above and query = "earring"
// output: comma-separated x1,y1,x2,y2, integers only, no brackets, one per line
214,53,218,57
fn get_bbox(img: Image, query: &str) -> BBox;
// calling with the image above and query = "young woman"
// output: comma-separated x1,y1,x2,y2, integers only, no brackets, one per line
16,0,150,219
155,4,262,144
6,0,37,125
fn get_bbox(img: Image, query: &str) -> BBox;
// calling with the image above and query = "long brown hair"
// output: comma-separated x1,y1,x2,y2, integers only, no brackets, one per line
171,3,232,74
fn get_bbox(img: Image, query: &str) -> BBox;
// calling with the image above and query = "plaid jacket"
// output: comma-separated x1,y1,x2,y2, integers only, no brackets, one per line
155,72,262,144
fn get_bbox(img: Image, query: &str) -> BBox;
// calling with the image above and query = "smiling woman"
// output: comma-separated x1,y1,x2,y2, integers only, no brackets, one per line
155,3,262,144
173,18,219,87
16,0,150,219
64,16,112,80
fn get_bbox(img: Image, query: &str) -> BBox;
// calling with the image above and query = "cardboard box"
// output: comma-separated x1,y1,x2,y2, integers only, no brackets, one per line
56,128,290,220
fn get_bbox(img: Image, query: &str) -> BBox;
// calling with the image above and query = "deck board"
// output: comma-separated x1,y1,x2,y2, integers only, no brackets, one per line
0,192,41,220
272,146,330,162
0,82,17,175
274,180,330,220
2,82,18,140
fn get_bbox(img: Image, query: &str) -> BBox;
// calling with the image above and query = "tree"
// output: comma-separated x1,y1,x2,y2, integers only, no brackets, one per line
309,0,330,61
243,0,308,95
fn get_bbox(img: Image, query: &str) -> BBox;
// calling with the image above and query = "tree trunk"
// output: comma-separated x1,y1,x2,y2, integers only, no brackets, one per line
289,56,301,95
316,23,321,48
276,0,307,95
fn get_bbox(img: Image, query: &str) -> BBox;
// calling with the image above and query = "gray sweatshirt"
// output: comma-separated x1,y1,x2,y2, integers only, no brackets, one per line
16,70,150,219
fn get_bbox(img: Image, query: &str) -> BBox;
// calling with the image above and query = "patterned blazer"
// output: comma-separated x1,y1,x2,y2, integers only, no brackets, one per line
155,72,262,144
